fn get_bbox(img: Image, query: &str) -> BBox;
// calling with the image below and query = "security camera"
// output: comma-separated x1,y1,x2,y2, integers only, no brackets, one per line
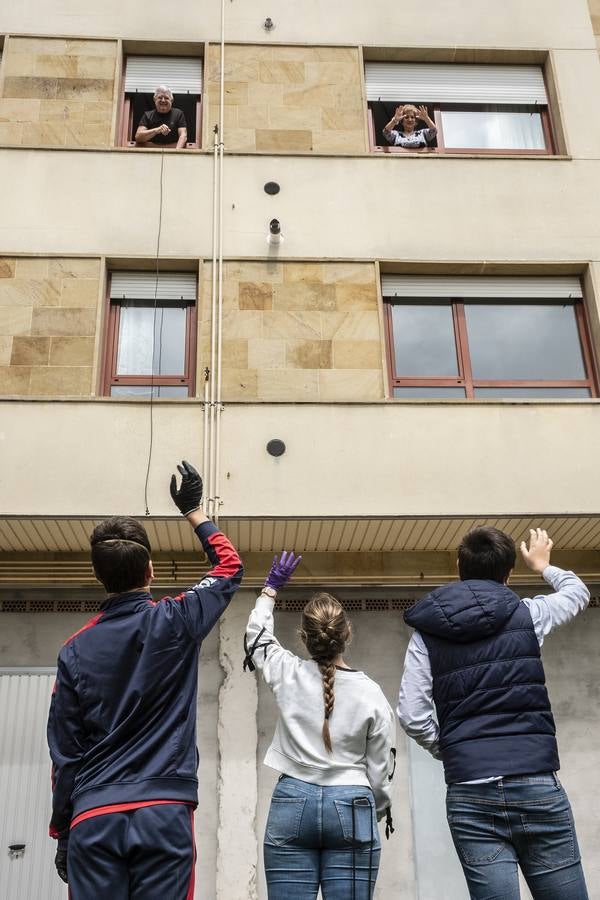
267,218,283,245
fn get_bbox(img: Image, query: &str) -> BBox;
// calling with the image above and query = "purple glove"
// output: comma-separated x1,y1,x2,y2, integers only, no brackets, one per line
265,550,302,590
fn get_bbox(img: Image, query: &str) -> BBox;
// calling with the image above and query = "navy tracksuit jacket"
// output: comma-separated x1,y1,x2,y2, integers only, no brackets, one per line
47,521,243,896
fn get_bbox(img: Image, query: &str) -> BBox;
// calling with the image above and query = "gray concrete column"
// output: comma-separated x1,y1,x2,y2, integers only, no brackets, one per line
216,593,259,900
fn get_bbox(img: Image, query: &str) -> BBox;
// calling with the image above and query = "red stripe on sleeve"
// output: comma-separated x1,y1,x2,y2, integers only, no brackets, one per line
206,532,242,579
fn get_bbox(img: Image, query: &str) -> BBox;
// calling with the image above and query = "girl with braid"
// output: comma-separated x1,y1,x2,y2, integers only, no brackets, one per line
244,551,396,900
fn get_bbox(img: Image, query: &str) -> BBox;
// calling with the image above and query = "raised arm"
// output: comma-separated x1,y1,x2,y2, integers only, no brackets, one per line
167,461,243,640
244,550,301,681
417,104,437,131
382,104,404,143
520,528,590,644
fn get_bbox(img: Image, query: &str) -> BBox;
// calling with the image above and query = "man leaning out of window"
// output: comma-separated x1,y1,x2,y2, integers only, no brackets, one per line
135,85,188,149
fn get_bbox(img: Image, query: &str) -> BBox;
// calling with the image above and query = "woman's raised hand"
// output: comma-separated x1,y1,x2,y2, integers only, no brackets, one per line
264,551,302,591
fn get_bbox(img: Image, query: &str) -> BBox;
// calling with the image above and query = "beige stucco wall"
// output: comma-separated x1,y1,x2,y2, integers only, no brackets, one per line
3,148,600,261
201,261,383,401
0,257,101,396
2,400,600,518
0,37,117,148
204,44,364,153
0,0,594,48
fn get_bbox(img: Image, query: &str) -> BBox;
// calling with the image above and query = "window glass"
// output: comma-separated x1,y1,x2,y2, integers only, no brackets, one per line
464,303,586,380
391,304,458,376
110,385,189,398
116,304,187,376
474,387,591,398
440,107,545,150
393,386,466,398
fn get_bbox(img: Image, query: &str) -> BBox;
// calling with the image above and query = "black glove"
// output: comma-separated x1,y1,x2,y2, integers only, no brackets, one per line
170,460,203,515
55,840,68,883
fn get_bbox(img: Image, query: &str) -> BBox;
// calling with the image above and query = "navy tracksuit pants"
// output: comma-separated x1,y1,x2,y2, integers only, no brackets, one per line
67,803,196,899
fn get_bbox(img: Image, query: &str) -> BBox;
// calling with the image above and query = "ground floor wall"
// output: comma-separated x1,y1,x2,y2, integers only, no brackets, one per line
0,589,598,899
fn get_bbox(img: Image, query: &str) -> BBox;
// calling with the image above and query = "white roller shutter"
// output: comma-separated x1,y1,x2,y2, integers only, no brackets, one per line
125,56,203,94
110,272,197,302
365,63,547,105
0,671,64,900
381,275,583,299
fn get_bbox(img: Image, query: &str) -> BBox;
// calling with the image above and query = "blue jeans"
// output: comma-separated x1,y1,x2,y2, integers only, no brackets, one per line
263,775,381,899
446,774,589,899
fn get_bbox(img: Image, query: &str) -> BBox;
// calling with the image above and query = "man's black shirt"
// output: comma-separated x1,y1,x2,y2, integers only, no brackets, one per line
138,108,187,145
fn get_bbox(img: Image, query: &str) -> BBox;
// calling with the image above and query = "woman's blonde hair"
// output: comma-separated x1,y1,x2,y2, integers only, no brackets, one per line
399,103,419,121
300,593,351,753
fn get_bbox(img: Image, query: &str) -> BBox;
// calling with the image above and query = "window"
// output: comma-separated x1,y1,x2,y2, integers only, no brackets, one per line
382,276,597,399
366,64,554,154
103,271,197,397
120,55,203,148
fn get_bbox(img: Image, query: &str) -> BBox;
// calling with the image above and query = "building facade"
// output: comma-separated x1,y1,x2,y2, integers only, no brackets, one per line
1,1,600,897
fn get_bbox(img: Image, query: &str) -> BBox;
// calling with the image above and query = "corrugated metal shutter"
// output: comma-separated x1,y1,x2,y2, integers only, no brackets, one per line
110,272,197,302
124,56,203,94
0,671,64,900
381,275,583,299
365,64,547,104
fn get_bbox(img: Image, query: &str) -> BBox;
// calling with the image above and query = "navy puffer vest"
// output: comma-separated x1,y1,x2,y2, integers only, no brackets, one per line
404,580,559,784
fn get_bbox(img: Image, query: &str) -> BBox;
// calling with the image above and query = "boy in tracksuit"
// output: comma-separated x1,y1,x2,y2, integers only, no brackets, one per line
47,461,243,899
398,527,589,899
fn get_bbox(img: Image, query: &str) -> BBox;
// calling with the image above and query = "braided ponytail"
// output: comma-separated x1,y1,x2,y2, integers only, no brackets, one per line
318,660,336,753
300,592,351,755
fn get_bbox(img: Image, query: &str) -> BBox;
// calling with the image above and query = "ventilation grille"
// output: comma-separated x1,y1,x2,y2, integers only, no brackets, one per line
2,596,599,613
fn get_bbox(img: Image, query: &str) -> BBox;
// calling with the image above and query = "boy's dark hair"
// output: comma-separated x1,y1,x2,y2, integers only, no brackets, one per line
458,527,516,584
90,517,151,594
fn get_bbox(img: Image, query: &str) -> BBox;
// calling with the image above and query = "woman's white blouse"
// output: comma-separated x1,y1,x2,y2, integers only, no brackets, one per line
246,594,397,818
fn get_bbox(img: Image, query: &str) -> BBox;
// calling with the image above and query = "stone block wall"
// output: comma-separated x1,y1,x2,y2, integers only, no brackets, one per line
200,260,384,400
589,0,600,47
205,45,365,153
0,38,117,147
0,257,100,396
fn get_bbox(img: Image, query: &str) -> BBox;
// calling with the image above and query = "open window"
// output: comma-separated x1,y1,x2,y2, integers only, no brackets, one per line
103,271,197,397
382,275,597,398
366,64,554,154
120,55,203,148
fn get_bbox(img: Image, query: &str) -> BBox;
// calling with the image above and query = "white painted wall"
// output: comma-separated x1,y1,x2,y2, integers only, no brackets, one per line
2,400,600,518
5,145,600,260
0,0,594,49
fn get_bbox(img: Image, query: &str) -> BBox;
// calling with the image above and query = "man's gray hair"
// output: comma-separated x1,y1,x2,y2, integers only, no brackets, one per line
154,85,173,99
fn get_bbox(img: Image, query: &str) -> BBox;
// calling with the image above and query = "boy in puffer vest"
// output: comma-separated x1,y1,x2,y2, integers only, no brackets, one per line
398,526,589,900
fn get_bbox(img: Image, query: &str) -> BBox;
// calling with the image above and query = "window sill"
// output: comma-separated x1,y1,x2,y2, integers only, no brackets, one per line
0,145,573,162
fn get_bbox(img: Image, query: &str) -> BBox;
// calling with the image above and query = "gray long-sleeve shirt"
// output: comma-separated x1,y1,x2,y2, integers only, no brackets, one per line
397,566,590,776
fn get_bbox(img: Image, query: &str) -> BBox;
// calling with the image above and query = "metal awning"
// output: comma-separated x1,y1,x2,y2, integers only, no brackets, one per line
2,515,600,554
1,515,600,588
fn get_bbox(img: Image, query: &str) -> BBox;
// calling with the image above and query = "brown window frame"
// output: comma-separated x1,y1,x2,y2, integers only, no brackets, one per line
383,296,598,399
101,282,198,398
368,102,555,156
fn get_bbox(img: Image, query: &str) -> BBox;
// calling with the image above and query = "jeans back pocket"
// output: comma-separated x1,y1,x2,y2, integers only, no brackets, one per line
265,797,307,846
521,810,578,869
334,797,377,846
447,814,503,865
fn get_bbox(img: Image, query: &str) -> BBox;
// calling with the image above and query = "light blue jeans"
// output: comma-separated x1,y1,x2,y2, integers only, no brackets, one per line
263,775,381,899
446,773,589,899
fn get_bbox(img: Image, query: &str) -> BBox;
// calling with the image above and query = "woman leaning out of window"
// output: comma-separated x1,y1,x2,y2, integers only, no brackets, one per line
244,551,396,900
383,103,437,149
